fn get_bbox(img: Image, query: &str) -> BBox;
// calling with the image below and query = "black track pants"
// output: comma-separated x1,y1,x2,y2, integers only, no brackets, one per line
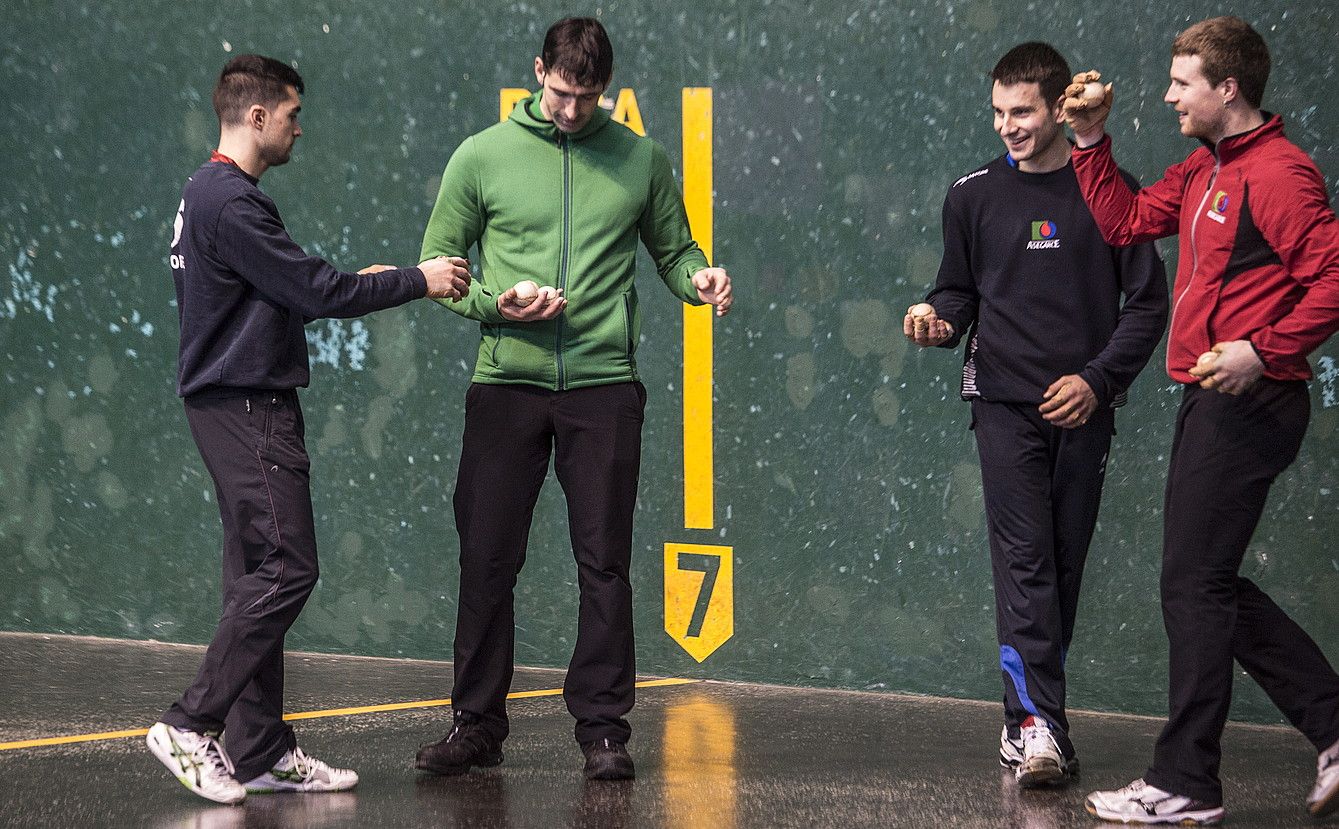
449,382,646,745
1145,381,1339,805
162,389,316,782
973,398,1114,759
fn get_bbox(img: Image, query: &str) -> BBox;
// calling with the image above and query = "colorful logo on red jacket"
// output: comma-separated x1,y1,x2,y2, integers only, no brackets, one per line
1206,190,1230,224
1027,220,1060,249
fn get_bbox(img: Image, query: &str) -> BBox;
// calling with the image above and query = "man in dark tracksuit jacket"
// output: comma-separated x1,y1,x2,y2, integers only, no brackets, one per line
1070,17,1339,825
145,55,469,805
906,43,1167,788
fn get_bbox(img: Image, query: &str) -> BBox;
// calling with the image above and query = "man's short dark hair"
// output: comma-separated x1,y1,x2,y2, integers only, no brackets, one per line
1172,16,1270,108
540,17,613,88
212,55,305,126
990,42,1071,106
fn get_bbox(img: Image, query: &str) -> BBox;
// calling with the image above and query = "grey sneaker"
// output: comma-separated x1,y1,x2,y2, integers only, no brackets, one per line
1016,716,1076,787
146,721,246,805
1085,778,1224,825
243,747,358,793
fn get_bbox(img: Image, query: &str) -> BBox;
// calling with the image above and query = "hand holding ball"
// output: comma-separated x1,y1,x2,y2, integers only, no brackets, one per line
1063,70,1113,138
909,303,935,332
1068,71,1110,107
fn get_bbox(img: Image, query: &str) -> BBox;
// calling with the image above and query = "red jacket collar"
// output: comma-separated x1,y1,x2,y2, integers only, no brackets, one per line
1207,112,1284,163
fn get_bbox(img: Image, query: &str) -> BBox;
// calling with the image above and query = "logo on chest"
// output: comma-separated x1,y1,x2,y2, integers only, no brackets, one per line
1205,190,1230,224
1026,220,1060,250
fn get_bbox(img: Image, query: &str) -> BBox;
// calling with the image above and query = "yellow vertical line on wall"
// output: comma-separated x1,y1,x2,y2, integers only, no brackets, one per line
681,88,714,530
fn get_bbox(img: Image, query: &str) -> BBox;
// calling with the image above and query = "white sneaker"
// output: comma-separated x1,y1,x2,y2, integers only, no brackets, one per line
999,725,1024,769
1016,716,1073,787
1309,736,1339,817
243,747,359,793
1085,778,1224,825
146,721,246,805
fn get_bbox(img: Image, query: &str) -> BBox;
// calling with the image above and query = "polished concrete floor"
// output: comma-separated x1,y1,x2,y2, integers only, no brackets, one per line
0,632,1333,828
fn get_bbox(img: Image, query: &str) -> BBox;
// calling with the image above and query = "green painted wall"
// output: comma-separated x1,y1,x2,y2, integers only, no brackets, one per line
2,0,1336,724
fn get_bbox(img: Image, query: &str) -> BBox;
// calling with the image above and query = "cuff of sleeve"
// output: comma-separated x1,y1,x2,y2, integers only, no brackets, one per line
678,268,707,305
479,296,506,323
1073,133,1111,153
408,267,429,297
936,317,963,349
432,292,505,323
1246,336,1273,373
1078,368,1111,408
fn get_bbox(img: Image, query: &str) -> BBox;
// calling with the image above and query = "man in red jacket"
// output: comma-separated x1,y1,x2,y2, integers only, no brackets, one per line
1065,16,1339,825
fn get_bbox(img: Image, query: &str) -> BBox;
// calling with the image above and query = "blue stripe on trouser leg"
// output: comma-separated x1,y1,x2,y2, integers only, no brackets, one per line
1000,644,1041,719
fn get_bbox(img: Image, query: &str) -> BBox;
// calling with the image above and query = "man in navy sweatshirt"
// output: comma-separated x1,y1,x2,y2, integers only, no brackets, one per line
145,54,470,805
904,43,1166,790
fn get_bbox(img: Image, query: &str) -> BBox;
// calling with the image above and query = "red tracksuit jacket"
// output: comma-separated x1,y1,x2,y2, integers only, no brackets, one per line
1072,115,1339,383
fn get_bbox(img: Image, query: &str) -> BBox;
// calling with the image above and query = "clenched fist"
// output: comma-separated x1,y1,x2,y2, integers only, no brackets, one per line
419,255,472,301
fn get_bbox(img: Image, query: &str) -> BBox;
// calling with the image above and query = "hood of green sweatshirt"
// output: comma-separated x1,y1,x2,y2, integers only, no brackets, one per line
508,90,611,142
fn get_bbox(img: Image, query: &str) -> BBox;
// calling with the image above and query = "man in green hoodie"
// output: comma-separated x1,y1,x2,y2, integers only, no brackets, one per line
415,17,732,781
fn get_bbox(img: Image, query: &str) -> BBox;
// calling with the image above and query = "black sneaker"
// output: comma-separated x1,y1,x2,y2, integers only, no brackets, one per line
582,738,635,781
415,715,503,776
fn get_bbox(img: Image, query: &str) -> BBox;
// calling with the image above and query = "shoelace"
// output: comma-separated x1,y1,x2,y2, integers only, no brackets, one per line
289,747,315,778
1120,779,1158,802
1021,724,1055,754
193,733,236,779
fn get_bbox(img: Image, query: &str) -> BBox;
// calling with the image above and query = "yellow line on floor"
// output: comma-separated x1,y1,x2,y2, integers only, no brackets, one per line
0,677,700,752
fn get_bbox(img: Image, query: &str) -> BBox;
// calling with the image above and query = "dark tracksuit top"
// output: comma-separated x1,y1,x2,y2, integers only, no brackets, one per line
171,159,427,396
924,153,1167,748
929,154,1168,406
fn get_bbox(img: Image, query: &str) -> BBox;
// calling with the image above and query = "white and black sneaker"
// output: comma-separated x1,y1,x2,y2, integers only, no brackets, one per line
1085,778,1224,825
1016,716,1076,787
243,746,359,793
999,725,1025,769
146,721,246,805
1309,736,1339,817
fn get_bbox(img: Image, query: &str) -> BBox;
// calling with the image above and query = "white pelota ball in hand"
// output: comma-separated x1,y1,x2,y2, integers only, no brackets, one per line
512,280,539,307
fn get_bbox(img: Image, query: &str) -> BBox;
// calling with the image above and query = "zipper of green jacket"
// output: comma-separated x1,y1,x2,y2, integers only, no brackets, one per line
556,132,571,390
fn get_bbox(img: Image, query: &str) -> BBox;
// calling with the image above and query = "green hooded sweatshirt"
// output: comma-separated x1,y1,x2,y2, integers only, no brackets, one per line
421,91,709,390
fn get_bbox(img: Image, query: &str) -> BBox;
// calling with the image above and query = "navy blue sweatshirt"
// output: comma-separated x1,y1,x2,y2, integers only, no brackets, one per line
170,160,428,396
927,155,1168,408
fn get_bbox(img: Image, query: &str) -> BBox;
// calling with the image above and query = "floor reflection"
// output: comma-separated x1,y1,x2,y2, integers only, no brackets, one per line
571,779,634,828
996,766,1068,829
154,792,359,829
415,770,511,828
662,693,737,829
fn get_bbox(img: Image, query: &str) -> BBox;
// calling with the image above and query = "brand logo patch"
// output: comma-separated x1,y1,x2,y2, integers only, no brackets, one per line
1027,220,1060,249
1206,190,1229,224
